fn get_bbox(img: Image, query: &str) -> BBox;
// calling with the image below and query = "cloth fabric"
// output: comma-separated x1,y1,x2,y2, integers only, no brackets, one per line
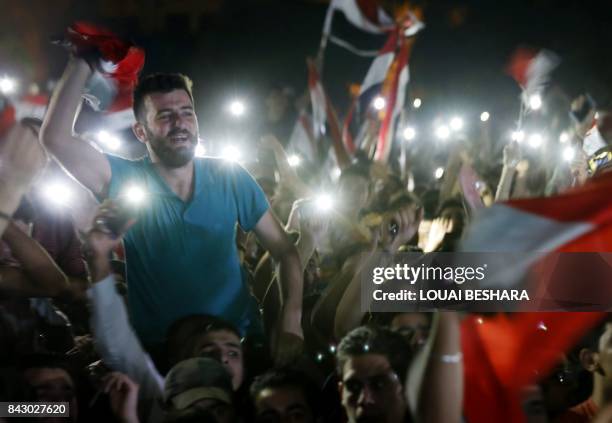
554,398,599,423
87,275,164,423
103,155,269,346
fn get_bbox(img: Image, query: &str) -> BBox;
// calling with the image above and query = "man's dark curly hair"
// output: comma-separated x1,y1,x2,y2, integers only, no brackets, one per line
133,73,194,122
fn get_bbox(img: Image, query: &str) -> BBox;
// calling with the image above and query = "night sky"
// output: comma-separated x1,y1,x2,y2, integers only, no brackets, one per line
1,0,611,145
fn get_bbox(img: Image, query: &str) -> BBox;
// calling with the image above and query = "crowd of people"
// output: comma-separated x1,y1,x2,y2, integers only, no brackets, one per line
1,20,612,423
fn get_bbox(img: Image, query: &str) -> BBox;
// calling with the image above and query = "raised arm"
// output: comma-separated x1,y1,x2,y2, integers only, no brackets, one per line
40,57,111,198
0,221,69,297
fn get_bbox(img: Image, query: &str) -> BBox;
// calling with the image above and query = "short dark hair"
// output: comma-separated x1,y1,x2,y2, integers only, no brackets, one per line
250,368,321,416
166,314,241,366
133,73,194,122
336,325,412,382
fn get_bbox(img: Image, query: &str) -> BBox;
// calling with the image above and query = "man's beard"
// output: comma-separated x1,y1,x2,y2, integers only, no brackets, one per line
146,127,198,168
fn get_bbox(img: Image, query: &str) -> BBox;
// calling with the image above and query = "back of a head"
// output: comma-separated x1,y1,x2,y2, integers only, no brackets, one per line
336,325,412,382
133,73,194,122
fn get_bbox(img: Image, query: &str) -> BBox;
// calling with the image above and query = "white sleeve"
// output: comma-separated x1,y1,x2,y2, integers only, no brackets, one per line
87,275,164,415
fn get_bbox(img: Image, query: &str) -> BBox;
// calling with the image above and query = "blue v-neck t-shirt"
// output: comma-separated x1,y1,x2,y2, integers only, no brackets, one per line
104,154,269,347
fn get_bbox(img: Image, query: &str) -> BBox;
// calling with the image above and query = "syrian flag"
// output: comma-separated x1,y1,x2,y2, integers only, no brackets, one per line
14,94,49,121
307,59,351,168
322,0,394,36
287,111,318,162
65,22,145,130
0,99,16,139
461,172,612,309
506,47,560,107
462,312,604,423
374,34,411,161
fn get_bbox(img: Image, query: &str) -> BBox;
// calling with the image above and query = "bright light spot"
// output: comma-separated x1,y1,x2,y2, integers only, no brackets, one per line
43,183,72,206
372,96,386,111
563,146,575,162
221,145,241,162
559,132,569,144
332,167,342,179
449,117,464,131
434,167,445,179
287,154,301,167
0,77,17,94
124,185,146,205
511,130,525,143
363,344,370,352
476,317,484,324
402,126,416,141
537,321,548,332
315,193,334,212
97,131,121,151
480,111,490,122
595,112,600,120
413,98,422,109
529,94,542,110
228,100,246,117
435,125,450,140
195,143,206,158
316,353,324,362
528,133,543,149
329,345,336,353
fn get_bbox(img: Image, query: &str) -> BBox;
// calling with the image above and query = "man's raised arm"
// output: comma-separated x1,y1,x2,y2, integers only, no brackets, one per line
40,57,111,199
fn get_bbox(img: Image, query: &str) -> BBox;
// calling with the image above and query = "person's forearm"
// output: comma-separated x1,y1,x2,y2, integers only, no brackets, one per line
41,58,91,146
277,248,303,334
495,166,516,201
0,182,28,235
2,224,69,296
271,145,311,198
87,274,164,401
418,312,463,423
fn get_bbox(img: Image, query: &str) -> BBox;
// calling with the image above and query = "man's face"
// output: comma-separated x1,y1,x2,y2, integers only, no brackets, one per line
191,398,236,423
254,386,315,423
23,367,77,422
391,312,430,349
192,330,244,390
340,354,406,423
139,89,198,168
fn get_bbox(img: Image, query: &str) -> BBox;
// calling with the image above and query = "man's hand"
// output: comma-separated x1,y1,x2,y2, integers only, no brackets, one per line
102,372,140,423
84,200,135,281
424,217,453,253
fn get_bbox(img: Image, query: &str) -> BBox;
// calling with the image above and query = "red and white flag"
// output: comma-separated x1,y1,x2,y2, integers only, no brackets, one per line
307,59,351,168
67,22,145,130
462,312,604,423
322,0,394,36
506,47,560,105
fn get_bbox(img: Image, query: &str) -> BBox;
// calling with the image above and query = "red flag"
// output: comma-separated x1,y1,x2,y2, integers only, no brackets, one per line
462,312,604,423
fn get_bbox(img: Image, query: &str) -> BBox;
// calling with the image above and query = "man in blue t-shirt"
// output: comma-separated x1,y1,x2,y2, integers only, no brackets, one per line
41,57,303,354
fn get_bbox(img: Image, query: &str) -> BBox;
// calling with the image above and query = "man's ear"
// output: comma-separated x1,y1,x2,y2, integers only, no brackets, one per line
132,122,147,144
579,348,600,373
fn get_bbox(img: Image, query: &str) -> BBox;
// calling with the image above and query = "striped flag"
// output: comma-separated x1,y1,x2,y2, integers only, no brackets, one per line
307,59,351,168
322,0,394,36
506,47,560,106
68,22,145,131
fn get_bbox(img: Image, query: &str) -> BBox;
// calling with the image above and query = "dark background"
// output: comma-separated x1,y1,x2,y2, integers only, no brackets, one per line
1,0,611,145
